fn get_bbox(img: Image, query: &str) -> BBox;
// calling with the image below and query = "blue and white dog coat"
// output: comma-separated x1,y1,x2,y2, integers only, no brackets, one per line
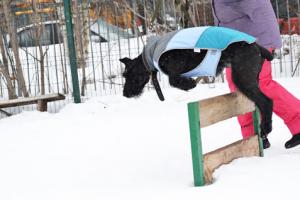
142,26,256,77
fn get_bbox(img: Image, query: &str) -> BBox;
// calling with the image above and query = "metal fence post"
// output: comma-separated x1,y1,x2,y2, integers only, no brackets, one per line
63,0,81,103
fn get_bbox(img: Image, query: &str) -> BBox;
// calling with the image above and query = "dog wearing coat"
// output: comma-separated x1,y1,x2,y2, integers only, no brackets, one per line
120,26,273,138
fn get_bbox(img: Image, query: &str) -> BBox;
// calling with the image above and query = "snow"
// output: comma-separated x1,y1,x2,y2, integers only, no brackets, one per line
0,78,299,200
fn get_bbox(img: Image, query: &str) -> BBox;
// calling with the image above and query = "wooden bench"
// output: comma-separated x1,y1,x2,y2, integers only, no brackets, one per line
0,93,65,114
187,91,264,186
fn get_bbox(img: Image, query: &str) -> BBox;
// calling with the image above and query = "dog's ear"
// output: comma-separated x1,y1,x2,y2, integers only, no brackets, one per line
119,57,133,65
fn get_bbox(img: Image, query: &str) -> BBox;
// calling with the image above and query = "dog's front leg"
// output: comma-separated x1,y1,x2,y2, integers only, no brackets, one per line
168,75,197,91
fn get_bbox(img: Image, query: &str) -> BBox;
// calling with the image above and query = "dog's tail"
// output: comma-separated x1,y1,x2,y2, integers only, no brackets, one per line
258,45,273,61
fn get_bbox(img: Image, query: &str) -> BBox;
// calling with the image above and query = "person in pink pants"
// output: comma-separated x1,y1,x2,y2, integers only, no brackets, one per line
212,0,300,149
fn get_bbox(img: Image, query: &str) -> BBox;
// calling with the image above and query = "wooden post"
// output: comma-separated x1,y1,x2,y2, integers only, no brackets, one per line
37,100,47,112
187,102,205,186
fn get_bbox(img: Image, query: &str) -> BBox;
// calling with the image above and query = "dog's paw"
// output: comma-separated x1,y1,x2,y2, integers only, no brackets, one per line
169,76,197,91
260,120,272,138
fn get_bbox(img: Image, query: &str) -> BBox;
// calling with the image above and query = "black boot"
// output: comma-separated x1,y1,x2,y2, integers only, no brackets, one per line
285,133,300,149
262,137,271,149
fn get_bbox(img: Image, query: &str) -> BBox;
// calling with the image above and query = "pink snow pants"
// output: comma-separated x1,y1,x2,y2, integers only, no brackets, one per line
226,58,300,138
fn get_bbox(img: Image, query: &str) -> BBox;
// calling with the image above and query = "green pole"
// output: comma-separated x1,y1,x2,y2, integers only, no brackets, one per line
187,102,205,186
252,108,264,157
63,0,81,103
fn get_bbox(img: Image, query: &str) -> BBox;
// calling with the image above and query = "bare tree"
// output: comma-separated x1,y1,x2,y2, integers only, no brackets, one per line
81,0,90,96
0,4,16,99
1,0,29,97
0,30,17,99
32,0,48,95
73,0,89,96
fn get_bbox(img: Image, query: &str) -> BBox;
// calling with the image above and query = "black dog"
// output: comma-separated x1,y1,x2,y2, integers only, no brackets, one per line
120,41,273,139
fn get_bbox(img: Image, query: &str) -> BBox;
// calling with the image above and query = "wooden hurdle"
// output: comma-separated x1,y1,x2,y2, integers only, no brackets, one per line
187,91,264,186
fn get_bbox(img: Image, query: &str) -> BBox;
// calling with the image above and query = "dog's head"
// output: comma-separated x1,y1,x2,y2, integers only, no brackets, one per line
120,55,151,98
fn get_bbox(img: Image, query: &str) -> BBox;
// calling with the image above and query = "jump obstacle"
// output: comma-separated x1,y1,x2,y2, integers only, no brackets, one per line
187,91,264,186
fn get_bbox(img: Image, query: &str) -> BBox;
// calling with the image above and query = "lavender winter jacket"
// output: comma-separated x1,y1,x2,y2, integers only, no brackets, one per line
212,0,282,48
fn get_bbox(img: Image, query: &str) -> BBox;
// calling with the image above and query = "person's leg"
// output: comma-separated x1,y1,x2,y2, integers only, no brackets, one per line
258,60,300,148
258,60,300,136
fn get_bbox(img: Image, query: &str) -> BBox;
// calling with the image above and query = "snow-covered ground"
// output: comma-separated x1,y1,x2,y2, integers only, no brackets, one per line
0,77,299,200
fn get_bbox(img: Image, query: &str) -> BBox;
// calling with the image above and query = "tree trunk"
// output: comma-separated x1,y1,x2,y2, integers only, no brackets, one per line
2,0,29,97
73,0,87,96
81,0,90,96
0,31,16,99
32,0,46,95
56,0,70,94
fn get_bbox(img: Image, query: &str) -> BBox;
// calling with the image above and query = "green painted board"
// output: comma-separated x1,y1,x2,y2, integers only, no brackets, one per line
252,108,264,157
187,102,205,186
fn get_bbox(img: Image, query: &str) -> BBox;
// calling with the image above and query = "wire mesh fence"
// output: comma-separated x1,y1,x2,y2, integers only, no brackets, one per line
0,0,299,117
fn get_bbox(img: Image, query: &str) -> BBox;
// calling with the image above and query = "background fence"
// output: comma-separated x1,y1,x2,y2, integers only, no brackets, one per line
0,0,299,117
